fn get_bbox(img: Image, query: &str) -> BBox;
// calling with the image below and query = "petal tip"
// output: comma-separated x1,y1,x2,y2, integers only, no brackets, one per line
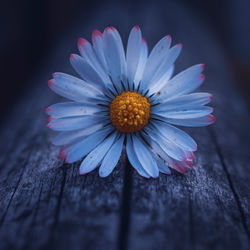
79,169,87,175
134,25,140,30
58,148,67,160
166,35,172,40
92,29,102,38
177,43,183,48
47,116,56,123
77,38,87,48
99,171,107,178
45,107,51,114
48,79,55,87
199,74,205,80
207,114,216,123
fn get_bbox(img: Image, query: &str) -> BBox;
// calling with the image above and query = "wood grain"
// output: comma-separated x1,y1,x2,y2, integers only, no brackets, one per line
0,1,249,250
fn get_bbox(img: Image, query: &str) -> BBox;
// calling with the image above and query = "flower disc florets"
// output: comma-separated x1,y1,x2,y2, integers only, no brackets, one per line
110,91,150,133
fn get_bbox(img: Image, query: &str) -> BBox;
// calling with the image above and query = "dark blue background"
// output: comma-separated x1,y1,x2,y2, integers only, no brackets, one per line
1,0,250,116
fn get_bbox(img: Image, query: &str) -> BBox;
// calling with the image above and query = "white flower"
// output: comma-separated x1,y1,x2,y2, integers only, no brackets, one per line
46,26,215,178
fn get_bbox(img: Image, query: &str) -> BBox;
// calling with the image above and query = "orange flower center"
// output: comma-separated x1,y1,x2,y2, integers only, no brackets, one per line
110,91,150,133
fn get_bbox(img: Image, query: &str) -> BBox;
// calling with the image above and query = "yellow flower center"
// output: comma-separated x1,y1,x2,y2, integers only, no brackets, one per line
110,91,150,133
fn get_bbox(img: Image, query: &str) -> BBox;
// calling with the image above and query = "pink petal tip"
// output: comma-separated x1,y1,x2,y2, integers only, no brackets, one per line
47,116,56,123
45,107,51,114
199,74,205,80
48,79,55,87
207,114,216,123
58,148,67,160
134,25,140,30
78,38,87,47
92,29,102,38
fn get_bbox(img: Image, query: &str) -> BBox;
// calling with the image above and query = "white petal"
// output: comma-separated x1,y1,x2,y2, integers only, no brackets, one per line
66,126,113,163
77,38,112,87
154,106,213,119
132,134,159,178
134,38,148,89
157,64,205,101
79,131,118,174
153,154,171,175
99,134,125,177
142,133,189,174
49,73,104,102
148,64,175,95
126,26,142,89
140,35,172,91
126,134,150,178
144,126,186,161
152,114,216,127
146,44,182,91
51,123,105,146
70,54,108,91
47,115,104,131
103,27,127,93
92,30,108,72
46,102,105,118
151,92,212,112
152,121,197,151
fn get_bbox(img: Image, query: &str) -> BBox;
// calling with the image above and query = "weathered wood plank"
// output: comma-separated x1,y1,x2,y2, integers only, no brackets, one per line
0,1,249,250
126,1,250,250
0,3,131,250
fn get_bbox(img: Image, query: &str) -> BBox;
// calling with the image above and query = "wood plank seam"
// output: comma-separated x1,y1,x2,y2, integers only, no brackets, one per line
47,164,67,247
118,155,133,250
209,127,250,241
0,149,32,228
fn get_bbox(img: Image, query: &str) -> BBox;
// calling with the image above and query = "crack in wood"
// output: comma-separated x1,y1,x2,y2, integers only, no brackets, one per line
209,127,250,241
118,156,133,250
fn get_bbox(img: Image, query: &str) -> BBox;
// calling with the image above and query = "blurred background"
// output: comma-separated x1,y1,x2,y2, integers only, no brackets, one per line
1,0,250,117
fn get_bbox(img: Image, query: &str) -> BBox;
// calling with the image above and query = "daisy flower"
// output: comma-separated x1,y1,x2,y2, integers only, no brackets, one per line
46,26,215,178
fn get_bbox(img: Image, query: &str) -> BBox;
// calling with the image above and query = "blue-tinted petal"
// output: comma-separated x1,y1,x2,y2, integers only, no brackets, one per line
134,38,148,89
153,106,213,119
103,27,127,93
132,134,159,178
46,102,105,118
126,26,142,89
151,121,197,151
151,114,216,127
47,115,104,131
79,131,118,175
66,126,113,163
126,134,150,178
49,73,105,102
99,134,125,177
51,123,106,146
157,64,204,101
144,125,186,161
151,92,212,112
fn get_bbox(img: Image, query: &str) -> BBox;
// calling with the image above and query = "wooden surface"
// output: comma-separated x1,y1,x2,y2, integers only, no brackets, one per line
0,1,249,250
